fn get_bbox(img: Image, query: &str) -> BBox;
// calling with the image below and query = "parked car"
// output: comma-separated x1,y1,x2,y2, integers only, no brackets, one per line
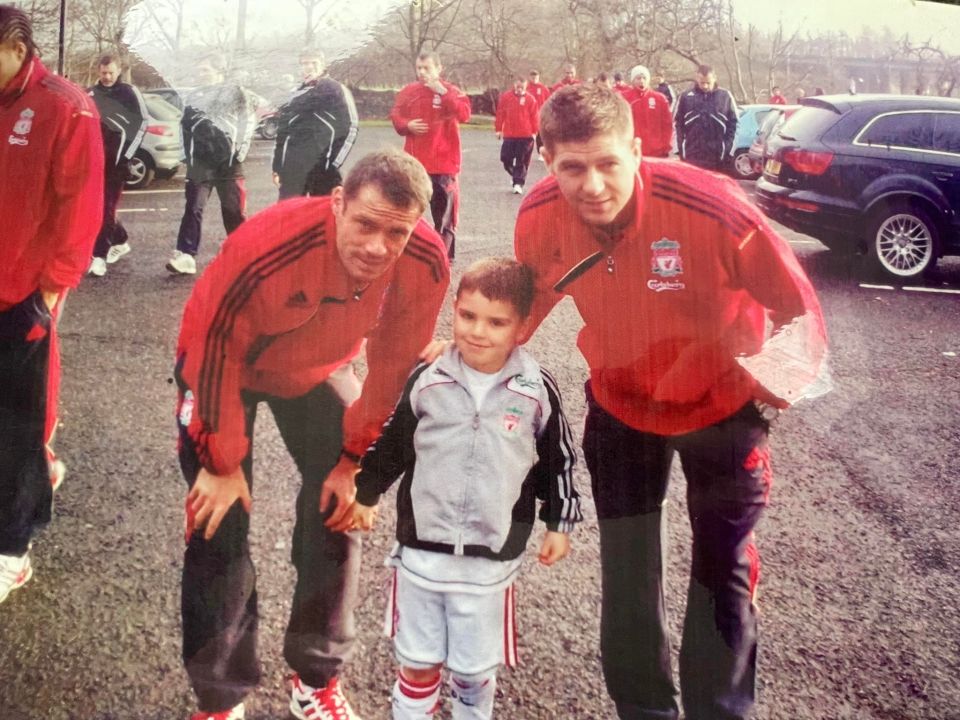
756,94,960,279
730,103,779,179
128,93,183,189
145,86,189,111
747,105,800,176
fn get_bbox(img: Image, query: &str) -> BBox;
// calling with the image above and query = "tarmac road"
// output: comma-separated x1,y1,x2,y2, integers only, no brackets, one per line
1,127,959,720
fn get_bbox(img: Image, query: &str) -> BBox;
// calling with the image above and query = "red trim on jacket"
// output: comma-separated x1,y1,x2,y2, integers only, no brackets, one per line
515,160,827,436
624,88,673,158
390,79,471,175
0,57,104,309
175,196,449,474
495,90,539,138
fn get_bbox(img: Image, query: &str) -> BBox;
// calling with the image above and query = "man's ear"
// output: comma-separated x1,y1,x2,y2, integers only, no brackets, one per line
330,185,344,217
540,147,553,172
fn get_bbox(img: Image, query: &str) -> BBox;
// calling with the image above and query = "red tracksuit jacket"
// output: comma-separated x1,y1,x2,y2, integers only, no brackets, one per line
550,78,581,93
0,56,104,310
515,160,828,436
625,87,673,158
176,197,449,475
390,80,471,175
495,90,539,138
527,81,551,108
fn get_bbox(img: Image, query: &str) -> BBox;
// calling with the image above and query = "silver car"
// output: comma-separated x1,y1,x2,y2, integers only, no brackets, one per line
127,93,183,189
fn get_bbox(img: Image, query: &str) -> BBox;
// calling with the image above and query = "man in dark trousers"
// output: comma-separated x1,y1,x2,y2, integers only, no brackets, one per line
174,148,449,720
87,53,147,277
674,64,738,171
515,83,830,720
0,4,103,604
495,76,539,194
390,50,471,260
272,48,358,199
166,54,258,276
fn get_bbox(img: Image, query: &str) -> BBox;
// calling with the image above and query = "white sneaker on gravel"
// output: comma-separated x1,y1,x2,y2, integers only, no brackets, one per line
188,703,244,720
512,184,523,194
106,242,131,264
88,257,107,277
166,251,197,275
50,459,66,492
0,551,33,604
290,675,360,720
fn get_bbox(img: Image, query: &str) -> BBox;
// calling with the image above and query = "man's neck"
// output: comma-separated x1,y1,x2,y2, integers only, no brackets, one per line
592,195,637,246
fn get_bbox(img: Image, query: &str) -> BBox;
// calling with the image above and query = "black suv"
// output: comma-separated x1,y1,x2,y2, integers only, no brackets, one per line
755,94,960,279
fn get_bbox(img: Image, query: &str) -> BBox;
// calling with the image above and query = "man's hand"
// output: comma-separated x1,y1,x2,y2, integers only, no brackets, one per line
41,290,59,312
423,79,446,95
350,502,379,532
407,118,429,135
418,338,451,364
272,172,280,187
322,455,360,532
185,466,252,542
538,531,570,566
496,131,503,140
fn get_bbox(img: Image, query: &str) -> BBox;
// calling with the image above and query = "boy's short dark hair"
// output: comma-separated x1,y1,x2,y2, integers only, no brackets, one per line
456,258,535,318
539,83,633,152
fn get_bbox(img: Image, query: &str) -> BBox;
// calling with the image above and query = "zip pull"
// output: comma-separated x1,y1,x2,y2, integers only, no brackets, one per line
606,255,615,274
472,412,480,430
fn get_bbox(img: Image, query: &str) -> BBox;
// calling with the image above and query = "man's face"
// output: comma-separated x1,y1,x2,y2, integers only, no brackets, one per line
98,62,119,87
632,73,649,91
300,56,323,82
416,57,441,84
0,40,28,91
563,66,576,81
543,129,641,228
453,289,528,374
696,71,716,91
529,73,539,85
513,79,526,94
332,184,421,284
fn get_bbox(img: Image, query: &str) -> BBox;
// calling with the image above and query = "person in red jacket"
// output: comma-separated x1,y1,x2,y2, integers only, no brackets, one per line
390,50,471,260
551,62,580,93
174,148,449,720
527,69,551,160
769,85,787,105
0,5,104,604
624,64,673,158
515,83,830,720
495,76,539,194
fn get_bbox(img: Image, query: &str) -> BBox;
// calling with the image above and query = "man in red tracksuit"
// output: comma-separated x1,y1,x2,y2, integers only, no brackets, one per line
624,64,673,158
390,50,471,260
551,62,581,93
0,5,104,603
174,149,449,720
495,76,539,194
515,84,829,720
527,69,551,159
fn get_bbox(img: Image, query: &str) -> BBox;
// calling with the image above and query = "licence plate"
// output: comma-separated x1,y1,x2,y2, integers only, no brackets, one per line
765,159,781,176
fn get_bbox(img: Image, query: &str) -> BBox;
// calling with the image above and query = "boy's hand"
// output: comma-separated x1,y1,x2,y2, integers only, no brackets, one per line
185,466,252,543
351,502,379,531
322,456,360,532
418,338,451,364
538,531,570,566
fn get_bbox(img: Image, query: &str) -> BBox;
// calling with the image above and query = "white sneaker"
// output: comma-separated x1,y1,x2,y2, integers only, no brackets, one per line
50,459,66,493
512,184,523,194
106,242,131,264
290,675,360,720
88,257,107,277
166,251,197,275
0,551,33,604
188,704,244,720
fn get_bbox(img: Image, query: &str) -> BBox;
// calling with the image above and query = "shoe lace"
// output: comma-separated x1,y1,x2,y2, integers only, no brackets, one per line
311,682,351,719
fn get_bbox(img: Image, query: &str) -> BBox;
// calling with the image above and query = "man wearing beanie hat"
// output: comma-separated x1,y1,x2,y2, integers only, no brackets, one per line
624,65,673,158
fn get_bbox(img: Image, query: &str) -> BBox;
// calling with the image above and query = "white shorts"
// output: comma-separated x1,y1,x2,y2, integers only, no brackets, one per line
384,568,519,676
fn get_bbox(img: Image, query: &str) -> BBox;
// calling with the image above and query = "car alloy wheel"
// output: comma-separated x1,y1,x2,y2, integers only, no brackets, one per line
872,208,938,278
733,150,756,179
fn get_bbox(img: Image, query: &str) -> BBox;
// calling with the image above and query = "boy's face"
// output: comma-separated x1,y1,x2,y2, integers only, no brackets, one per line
453,289,528,374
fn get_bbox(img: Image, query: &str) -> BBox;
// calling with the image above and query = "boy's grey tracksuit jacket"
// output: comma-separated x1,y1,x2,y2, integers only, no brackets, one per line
355,346,582,561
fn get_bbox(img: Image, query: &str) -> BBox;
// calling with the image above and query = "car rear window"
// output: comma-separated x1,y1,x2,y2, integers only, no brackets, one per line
857,112,934,150
144,95,181,122
776,106,839,142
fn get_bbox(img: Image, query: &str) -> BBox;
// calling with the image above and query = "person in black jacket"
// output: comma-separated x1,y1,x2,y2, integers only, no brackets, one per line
272,49,358,199
167,54,259,276
87,54,147,277
674,64,738,171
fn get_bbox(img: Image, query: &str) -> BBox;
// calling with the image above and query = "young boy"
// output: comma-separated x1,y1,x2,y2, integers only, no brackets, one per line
348,257,582,719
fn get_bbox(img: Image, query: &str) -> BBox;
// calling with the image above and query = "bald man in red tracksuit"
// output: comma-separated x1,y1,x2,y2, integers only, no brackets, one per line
390,52,471,260
495,79,540,193
1,43,104,600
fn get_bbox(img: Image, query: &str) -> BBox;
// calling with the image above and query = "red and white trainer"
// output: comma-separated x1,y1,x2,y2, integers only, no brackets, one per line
0,552,33,604
290,674,361,720
188,704,244,720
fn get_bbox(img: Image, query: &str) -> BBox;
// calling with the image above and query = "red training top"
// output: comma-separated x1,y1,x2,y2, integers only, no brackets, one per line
527,81,551,108
624,87,674,158
495,90,540,138
515,160,828,436
0,56,104,310
770,94,787,105
550,77,581,94
390,80,472,175
176,197,450,475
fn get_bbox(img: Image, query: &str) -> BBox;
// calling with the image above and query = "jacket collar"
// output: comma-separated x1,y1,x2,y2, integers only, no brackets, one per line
434,344,536,388
1,55,42,108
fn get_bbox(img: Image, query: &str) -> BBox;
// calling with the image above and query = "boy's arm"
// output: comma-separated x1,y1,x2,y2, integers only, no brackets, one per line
354,364,427,507
532,368,582,533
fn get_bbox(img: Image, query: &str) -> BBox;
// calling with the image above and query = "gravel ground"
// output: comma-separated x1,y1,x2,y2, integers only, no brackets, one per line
1,127,959,720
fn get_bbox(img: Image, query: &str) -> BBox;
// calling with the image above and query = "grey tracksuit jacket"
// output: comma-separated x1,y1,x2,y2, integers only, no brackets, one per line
355,346,582,561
